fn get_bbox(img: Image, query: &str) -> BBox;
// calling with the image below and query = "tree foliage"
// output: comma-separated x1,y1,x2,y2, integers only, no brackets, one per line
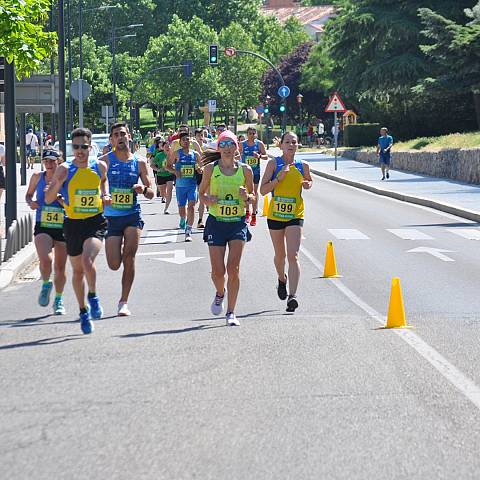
0,0,57,78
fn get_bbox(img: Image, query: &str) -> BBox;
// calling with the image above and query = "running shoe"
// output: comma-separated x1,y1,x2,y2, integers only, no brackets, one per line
162,197,166,203
179,217,186,230
286,295,299,313
156,191,160,198
250,214,257,226
226,311,240,327
164,210,170,215
246,211,251,224
386,172,390,179
88,295,103,320
38,281,53,307
80,309,94,335
211,290,225,316
197,220,205,229
185,231,193,242
53,296,66,315
277,275,287,300
118,302,131,316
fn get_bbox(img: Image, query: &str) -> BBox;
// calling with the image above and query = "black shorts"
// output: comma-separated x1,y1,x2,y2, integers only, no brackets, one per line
267,218,304,230
63,213,107,257
34,223,65,243
0,166,5,189
156,174,175,185
196,172,203,186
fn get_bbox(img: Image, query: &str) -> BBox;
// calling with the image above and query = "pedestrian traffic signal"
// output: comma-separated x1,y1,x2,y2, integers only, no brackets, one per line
209,45,218,65
183,60,192,78
264,106,269,115
279,103,286,113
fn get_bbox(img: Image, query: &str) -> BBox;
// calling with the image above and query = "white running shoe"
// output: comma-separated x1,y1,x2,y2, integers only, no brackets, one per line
211,290,225,316
226,312,240,326
118,302,131,316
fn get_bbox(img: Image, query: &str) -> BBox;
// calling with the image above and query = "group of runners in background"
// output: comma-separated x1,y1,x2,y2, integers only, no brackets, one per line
26,121,313,333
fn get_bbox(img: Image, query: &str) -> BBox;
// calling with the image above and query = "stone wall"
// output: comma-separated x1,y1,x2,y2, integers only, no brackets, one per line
342,149,480,185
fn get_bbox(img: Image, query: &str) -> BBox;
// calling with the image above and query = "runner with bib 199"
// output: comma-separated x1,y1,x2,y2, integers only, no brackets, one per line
259,131,313,313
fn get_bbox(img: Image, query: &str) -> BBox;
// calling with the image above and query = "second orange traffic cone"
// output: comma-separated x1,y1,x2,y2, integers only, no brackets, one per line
385,278,409,328
262,195,270,217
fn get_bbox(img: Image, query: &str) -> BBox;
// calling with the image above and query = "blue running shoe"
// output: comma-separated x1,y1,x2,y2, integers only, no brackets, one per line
179,217,186,230
53,296,66,315
38,281,53,307
80,309,94,334
88,295,103,319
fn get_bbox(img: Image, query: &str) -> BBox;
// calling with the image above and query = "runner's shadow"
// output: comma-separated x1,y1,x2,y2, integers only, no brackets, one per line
5,314,118,328
191,310,278,322
0,314,52,326
0,334,83,351
117,324,223,338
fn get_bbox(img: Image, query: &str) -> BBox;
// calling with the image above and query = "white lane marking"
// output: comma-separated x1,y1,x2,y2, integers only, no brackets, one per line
407,247,455,262
152,249,203,265
328,229,370,240
140,229,178,245
447,228,480,240
388,229,434,240
300,244,480,411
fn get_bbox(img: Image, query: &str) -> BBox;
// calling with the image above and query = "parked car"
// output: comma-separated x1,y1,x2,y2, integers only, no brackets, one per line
54,140,100,162
92,133,111,154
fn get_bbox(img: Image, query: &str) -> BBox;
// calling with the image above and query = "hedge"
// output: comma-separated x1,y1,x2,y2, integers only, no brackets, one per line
344,123,380,147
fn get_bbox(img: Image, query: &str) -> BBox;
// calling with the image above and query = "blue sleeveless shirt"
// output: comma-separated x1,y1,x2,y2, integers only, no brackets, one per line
241,140,261,173
175,149,197,188
36,172,65,229
104,152,141,217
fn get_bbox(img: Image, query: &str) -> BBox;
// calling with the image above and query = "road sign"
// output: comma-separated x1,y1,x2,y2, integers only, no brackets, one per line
101,105,113,118
278,85,290,98
325,92,346,113
70,79,91,102
224,47,236,57
208,99,217,113
256,104,264,114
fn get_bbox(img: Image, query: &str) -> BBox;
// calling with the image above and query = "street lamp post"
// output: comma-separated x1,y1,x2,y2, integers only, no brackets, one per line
296,93,303,142
111,24,143,122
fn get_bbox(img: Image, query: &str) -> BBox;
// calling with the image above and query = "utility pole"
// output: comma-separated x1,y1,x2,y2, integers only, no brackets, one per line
58,0,67,155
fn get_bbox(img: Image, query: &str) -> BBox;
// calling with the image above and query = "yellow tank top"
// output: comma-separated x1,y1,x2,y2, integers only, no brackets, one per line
209,162,246,222
63,160,103,220
267,159,304,221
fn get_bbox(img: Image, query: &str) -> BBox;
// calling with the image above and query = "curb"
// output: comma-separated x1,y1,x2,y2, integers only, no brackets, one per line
310,168,480,224
0,242,37,290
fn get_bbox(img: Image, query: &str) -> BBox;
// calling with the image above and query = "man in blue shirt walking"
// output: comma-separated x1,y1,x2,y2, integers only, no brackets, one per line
376,127,393,180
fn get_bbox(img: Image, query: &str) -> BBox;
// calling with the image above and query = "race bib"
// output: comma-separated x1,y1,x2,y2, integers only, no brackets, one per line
73,189,100,214
181,166,195,178
246,156,258,167
111,187,134,210
40,206,64,229
272,196,296,220
217,199,242,222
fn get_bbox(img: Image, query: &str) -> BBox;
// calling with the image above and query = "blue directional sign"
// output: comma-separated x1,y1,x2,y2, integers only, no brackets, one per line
278,85,290,98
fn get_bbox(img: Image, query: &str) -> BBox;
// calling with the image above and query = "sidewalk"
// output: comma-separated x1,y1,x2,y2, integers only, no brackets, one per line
268,149,480,223
0,164,39,289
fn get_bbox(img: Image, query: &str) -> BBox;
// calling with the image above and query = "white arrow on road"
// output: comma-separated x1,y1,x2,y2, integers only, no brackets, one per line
147,249,203,265
407,247,455,262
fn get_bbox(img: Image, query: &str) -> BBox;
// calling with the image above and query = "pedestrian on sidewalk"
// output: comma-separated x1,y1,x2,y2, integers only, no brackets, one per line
26,128,39,169
377,127,394,180
0,142,5,202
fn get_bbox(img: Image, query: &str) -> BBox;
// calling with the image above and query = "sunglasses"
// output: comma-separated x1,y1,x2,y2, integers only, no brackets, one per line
218,140,236,148
72,144,90,150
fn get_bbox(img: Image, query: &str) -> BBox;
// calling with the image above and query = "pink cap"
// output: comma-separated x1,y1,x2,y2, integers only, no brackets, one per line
217,130,238,151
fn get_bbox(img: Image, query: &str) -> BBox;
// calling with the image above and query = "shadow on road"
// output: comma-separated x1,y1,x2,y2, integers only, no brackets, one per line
191,310,278,322
0,334,83,350
2,314,118,328
117,324,224,338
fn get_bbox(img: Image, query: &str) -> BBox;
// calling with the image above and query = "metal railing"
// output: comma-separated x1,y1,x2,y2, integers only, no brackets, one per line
2,214,33,264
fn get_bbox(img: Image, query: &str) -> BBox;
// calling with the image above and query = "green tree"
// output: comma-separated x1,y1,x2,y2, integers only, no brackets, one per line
0,0,57,77
418,3,480,127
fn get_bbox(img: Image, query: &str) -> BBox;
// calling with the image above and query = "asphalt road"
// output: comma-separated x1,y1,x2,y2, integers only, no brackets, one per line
1,164,480,479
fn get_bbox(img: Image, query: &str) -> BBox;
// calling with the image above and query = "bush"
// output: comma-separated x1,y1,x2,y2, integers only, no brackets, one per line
344,123,380,147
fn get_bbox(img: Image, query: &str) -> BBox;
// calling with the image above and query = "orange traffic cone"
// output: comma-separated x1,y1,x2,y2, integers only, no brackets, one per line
323,241,341,278
385,278,409,328
262,195,270,217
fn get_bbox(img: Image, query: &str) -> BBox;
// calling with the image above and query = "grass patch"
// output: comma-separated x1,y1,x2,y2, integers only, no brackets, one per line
394,131,480,151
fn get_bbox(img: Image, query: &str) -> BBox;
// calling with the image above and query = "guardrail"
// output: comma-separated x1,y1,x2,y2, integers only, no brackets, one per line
2,214,33,264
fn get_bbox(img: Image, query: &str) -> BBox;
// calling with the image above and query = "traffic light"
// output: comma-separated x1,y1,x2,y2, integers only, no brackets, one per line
279,103,286,113
183,60,192,78
209,45,218,65
264,105,269,115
